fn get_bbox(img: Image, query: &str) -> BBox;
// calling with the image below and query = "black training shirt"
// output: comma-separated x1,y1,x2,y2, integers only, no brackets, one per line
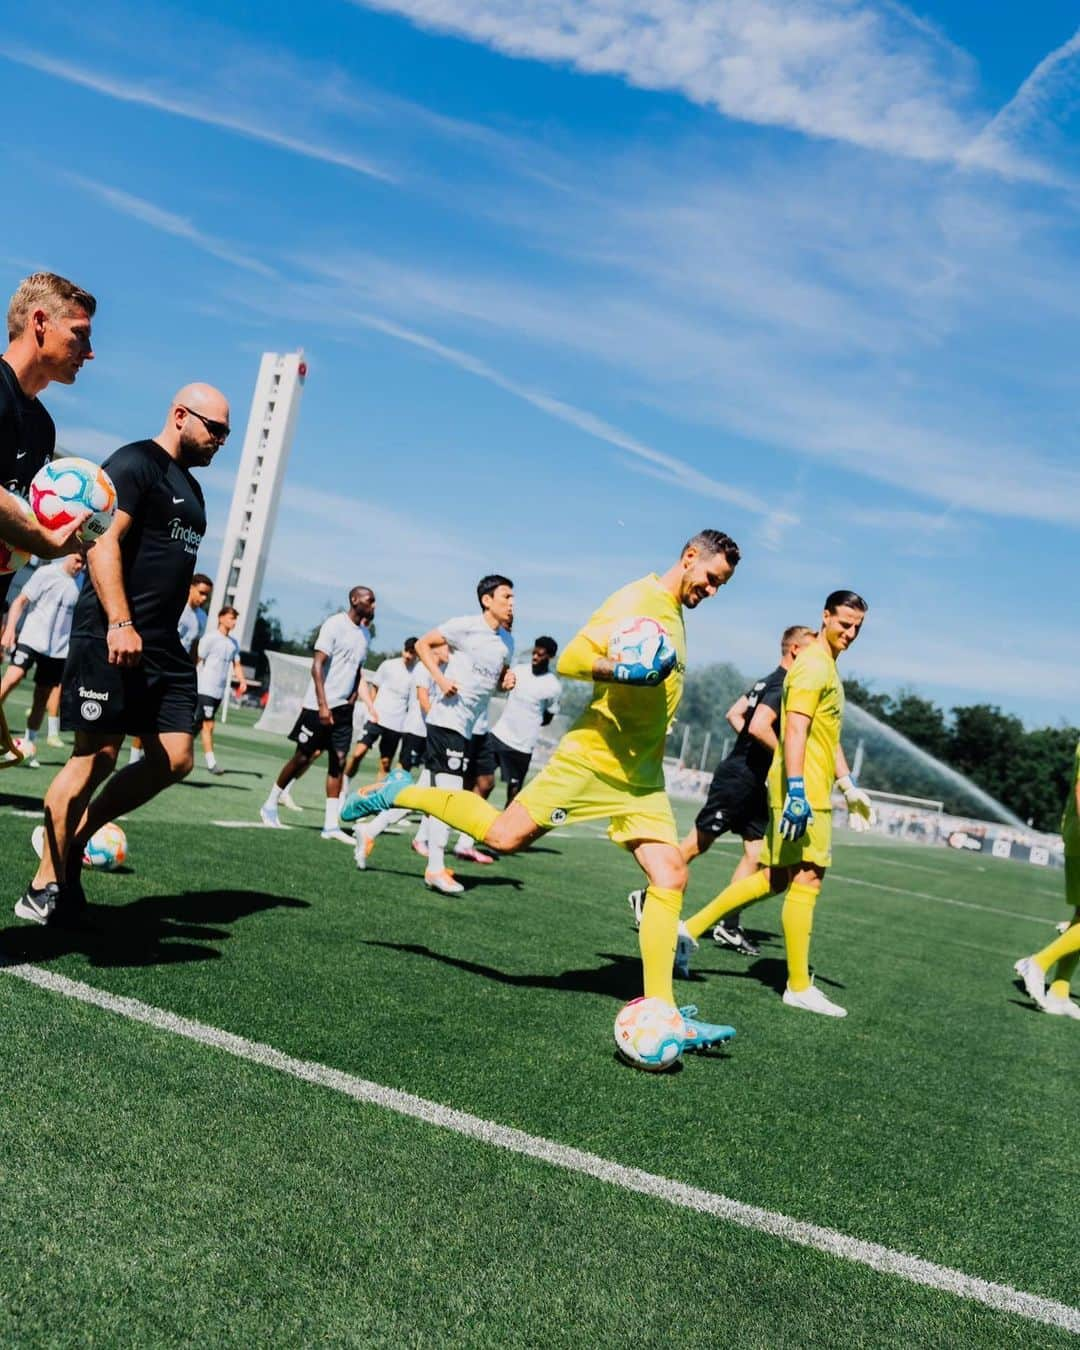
0,357,56,606
724,664,786,783
73,439,206,645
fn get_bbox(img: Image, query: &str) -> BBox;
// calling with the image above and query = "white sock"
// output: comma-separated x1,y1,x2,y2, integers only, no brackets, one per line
455,833,475,853
205,751,218,769
324,797,340,832
341,774,351,796
428,771,461,874
267,784,284,808
47,716,60,738
368,806,409,840
24,727,35,745
128,745,143,765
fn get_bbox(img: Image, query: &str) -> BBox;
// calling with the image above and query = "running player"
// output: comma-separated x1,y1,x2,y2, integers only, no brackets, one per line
403,575,515,893
0,554,85,762
0,273,97,598
195,604,247,774
353,637,448,870
15,384,231,925
489,636,561,804
629,624,815,957
1014,735,1080,1018
342,531,741,1057
671,592,875,1016
178,574,213,654
260,588,377,841
344,638,418,782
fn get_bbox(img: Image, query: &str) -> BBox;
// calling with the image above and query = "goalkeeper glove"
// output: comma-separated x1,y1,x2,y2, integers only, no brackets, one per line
612,645,677,687
779,776,813,841
837,774,875,832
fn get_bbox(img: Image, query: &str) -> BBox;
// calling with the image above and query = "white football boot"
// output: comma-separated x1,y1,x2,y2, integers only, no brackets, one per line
782,980,847,1018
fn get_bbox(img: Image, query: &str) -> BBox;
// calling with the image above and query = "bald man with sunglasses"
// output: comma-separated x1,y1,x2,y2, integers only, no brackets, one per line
16,385,231,926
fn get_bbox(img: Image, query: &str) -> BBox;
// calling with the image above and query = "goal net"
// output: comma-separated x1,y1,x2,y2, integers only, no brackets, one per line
253,651,312,737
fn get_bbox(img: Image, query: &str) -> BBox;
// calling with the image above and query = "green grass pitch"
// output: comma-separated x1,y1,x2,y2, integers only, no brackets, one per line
0,693,1075,1346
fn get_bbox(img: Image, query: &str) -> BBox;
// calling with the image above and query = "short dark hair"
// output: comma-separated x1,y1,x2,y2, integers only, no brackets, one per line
825,590,868,614
683,529,741,566
349,585,374,607
404,636,418,655
477,574,513,608
218,605,239,618
191,573,212,588
781,624,814,652
534,635,557,657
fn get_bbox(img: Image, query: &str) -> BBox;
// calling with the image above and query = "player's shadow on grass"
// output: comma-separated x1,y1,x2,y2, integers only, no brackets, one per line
0,889,309,969
0,791,48,813
364,940,642,1001
688,956,845,996
176,780,252,792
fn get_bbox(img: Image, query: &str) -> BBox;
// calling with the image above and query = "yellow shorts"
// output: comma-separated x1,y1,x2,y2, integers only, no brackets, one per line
1066,855,1080,910
767,807,833,870
515,749,679,848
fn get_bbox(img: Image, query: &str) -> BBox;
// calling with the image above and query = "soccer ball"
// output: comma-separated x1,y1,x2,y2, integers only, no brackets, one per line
0,496,35,574
83,822,127,870
607,616,676,671
614,997,686,1072
5,736,31,764
30,457,118,542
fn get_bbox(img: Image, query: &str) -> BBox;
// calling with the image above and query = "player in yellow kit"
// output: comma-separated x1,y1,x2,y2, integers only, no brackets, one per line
675,591,874,1016
1014,736,1080,1019
342,530,742,1058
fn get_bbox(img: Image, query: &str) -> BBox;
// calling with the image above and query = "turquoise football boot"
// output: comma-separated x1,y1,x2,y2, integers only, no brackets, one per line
339,768,413,823
678,1005,736,1052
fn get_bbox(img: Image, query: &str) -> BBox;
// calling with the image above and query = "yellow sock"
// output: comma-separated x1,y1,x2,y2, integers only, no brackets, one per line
1031,921,1080,974
395,786,500,844
1049,946,1080,1001
782,882,819,993
685,868,774,941
639,885,682,1006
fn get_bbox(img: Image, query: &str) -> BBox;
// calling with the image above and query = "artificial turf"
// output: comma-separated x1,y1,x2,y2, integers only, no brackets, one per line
0,692,1075,1346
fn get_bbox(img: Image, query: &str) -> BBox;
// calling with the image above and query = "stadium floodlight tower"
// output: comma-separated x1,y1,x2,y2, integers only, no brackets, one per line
213,351,307,649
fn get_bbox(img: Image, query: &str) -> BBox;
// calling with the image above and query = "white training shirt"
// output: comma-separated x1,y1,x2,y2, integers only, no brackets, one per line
301,612,371,711
17,563,83,659
177,604,205,653
425,615,514,738
403,663,435,738
370,655,414,733
491,665,562,755
197,629,240,700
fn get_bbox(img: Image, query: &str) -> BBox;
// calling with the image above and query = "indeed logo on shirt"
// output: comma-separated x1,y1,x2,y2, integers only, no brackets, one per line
169,517,204,555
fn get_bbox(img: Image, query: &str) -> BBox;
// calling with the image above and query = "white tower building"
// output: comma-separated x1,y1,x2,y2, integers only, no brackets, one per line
214,352,307,649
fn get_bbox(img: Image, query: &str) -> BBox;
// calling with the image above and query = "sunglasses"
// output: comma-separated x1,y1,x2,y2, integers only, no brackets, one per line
179,405,230,441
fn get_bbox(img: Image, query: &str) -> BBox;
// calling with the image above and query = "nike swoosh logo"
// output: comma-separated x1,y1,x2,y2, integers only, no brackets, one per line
15,451,26,459
172,496,185,504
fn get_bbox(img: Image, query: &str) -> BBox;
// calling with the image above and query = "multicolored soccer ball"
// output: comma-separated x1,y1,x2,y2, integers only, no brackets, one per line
614,997,686,1072
607,616,676,671
30,457,118,542
0,496,35,575
83,822,127,870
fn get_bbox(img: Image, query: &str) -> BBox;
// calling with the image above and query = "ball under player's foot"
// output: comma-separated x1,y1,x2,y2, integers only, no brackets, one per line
259,803,288,829
678,1006,736,1051
1014,956,1047,1009
424,868,464,895
782,981,847,1018
1042,990,1080,1019
354,831,374,870
627,888,645,930
340,768,412,822
674,921,698,979
320,828,354,845
712,921,760,956
453,844,495,865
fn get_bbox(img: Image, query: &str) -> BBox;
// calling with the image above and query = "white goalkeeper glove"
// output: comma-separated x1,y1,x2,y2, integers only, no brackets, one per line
837,775,875,832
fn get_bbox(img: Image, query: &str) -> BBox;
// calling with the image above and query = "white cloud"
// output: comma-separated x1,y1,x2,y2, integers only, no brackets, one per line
53,426,124,460
346,0,1037,173
64,174,276,278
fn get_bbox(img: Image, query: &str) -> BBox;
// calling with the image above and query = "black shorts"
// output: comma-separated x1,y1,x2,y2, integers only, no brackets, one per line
400,732,426,772
492,735,531,789
61,637,197,737
464,730,496,788
358,720,403,762
289,704,353,773
425,724,471,779
695,765,769,841
195,693,222,725
11,643,65,688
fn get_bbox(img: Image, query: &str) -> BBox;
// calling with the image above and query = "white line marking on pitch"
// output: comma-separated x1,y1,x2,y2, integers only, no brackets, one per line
3,963,1077,1335
833,875,1052,926
211,819,286,829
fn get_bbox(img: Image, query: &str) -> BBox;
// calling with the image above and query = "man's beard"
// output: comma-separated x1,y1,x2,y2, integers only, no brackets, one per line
178,429,214,466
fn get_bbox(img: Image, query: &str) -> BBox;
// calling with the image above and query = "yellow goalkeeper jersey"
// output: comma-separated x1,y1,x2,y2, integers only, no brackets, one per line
768,642,844,811
556,574,686,789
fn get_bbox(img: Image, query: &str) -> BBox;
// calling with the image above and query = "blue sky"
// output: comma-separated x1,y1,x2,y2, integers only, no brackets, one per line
3,0,1079,725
